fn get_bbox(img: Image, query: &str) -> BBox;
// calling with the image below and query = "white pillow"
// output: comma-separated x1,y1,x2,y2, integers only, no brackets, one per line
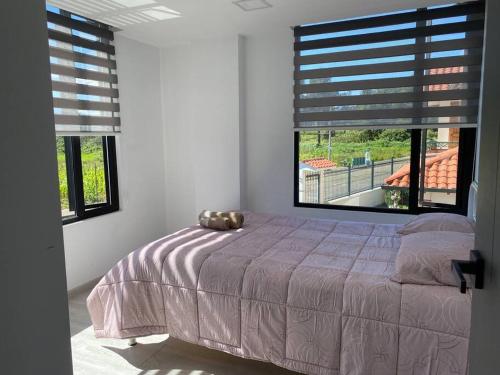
398,213,474,236
391,231,474,287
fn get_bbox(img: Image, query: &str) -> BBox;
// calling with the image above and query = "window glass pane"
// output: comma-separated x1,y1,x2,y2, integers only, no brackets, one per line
418,128,460,207
80,136,108,206
298,129,411,209
56,136,75,217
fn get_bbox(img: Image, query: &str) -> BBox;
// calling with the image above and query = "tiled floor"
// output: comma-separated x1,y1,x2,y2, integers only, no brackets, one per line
69,286,299,375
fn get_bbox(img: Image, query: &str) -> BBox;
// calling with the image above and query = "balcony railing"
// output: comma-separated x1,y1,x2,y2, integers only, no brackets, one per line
302,157,410,203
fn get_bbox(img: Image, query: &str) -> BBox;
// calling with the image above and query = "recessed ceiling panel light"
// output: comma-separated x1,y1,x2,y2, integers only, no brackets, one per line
233,0,272,12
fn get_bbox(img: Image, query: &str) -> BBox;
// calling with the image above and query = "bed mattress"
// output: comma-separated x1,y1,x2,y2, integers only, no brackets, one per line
87,212,471,375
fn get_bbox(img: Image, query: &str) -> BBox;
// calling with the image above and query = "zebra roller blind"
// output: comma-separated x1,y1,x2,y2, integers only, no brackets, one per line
47,8,120,134
293,1,485,130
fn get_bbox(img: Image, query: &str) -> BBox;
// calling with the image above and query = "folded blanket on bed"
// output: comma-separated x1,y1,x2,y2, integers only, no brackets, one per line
198,210,244,230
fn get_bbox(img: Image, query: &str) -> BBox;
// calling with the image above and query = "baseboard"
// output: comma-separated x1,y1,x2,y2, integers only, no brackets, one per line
68,276,102,297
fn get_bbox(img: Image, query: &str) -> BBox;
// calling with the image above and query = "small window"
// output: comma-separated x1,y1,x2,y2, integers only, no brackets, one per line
416,127,474,210
47,6,120,223
57,136,119,223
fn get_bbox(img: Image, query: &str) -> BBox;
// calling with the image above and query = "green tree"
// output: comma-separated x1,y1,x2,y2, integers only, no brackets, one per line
379,129,411,142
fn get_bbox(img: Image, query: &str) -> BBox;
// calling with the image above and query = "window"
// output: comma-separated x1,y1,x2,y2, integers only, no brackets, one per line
297,129,412,210
293,2,484,215
47,6,121,223
57,136,119,223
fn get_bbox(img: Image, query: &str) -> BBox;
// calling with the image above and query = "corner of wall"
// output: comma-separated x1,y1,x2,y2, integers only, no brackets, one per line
158,45,171,232
238,35,248,210
159,36,245,232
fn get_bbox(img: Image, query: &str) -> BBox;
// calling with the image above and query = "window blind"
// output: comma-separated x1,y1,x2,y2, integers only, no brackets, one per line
293,2,485,130
47,9,120,134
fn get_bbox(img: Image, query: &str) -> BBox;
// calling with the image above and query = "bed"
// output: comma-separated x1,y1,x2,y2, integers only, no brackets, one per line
87,212,471,375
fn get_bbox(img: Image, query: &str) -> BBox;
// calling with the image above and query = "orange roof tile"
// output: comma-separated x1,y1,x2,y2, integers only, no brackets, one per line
428,66,464,91
302,158,336,169
384,147,459,190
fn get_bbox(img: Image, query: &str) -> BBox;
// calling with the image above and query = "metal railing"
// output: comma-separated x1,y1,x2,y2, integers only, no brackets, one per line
302,157,410,204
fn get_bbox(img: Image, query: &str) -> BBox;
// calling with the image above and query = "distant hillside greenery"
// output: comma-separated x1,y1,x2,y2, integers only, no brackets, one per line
299,129,429,166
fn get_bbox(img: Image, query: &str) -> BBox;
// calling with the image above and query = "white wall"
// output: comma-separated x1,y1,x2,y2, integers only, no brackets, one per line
160,36,243,233
63,36,167,290
331,188,387,207
65,28,412,291
244,30,411,224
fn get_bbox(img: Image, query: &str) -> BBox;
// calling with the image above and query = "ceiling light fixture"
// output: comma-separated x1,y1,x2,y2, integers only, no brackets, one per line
233,0,272,12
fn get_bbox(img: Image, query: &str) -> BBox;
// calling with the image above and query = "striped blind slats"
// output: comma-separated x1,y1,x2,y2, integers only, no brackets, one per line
48,29,115,55
54,115,121,126
293,1,485,130
295,20,484,51
295,54,482,80
49,47,117,69
295,37,483,66
50,64,118,83
53,98,120,112
294,72,482,95
294,105,478,123
47,10,114,40
51,81,119,98
48,9,120,134
294,2,485,37
295,88,480,108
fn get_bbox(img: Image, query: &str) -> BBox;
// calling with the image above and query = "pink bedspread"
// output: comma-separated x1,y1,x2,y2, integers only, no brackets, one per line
87,212,471,375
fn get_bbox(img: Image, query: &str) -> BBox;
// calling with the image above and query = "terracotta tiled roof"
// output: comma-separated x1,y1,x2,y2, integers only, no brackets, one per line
428,66,464,91
384,147,458,190
302,158,336,169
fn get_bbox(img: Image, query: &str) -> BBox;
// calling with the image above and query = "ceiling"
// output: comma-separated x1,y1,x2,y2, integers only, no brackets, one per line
47,0,454,47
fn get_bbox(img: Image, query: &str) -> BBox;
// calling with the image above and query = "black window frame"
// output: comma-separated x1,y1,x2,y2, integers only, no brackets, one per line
293,3,483,216
294,127,476,215
61,135,119,224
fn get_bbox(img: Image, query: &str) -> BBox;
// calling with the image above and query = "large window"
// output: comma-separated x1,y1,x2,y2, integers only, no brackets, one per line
296,127,475,213
293,2,484,214
47,5,121,222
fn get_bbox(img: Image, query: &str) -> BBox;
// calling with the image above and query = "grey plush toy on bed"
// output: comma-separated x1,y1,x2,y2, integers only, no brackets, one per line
198,210,244,230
